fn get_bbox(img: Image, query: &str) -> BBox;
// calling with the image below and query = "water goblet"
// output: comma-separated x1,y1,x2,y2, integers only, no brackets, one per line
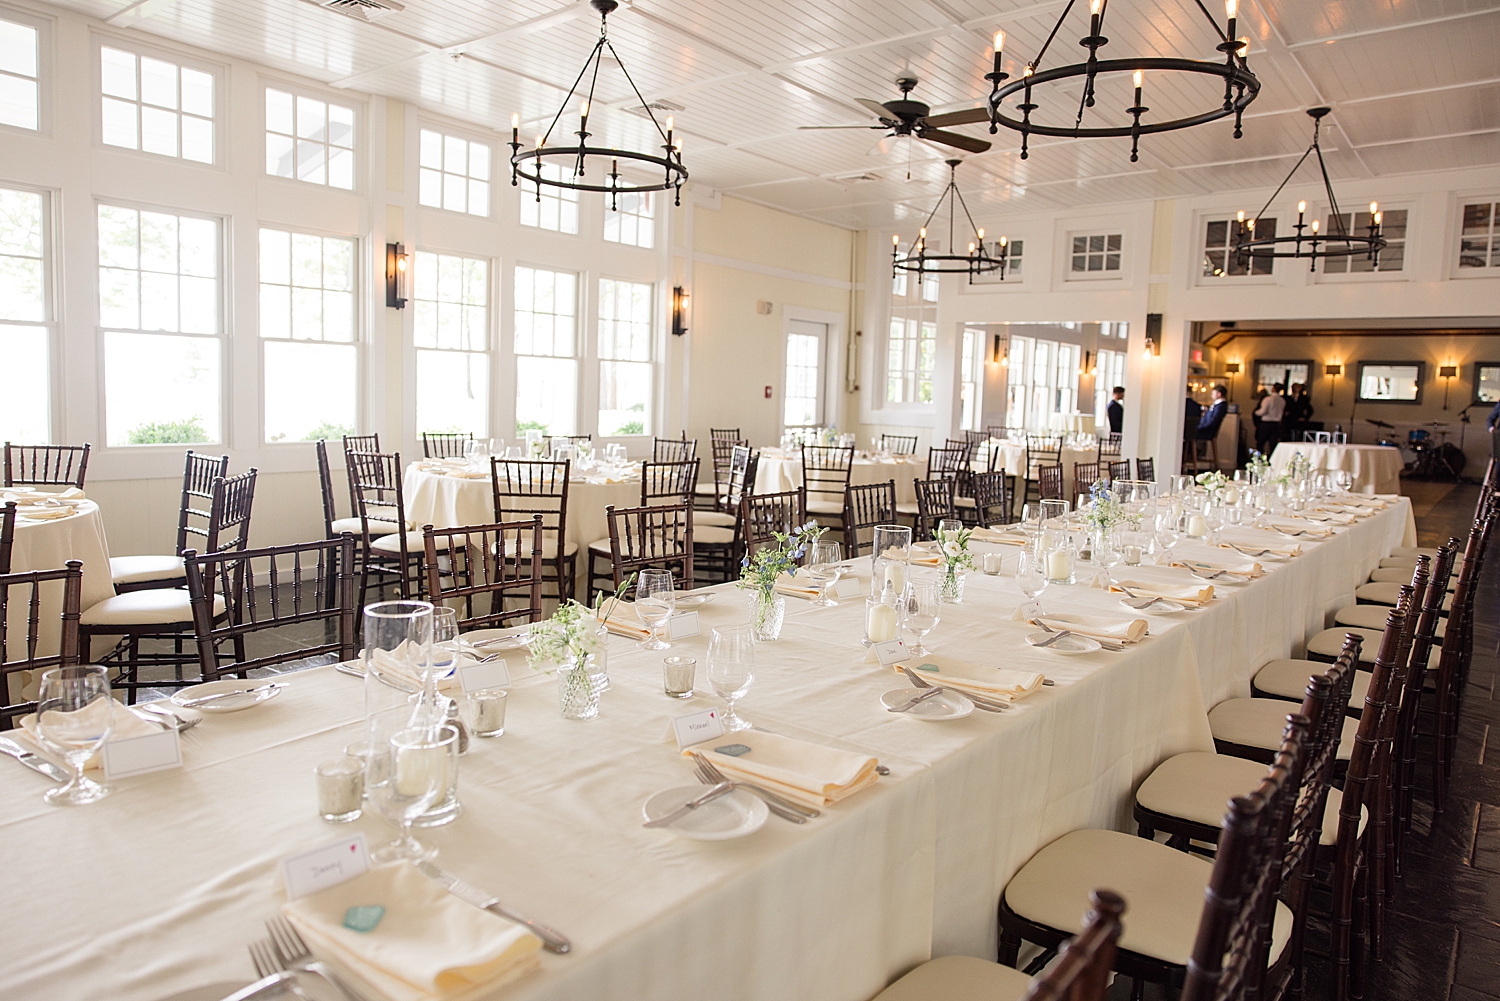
806,539,843,607
707,626,756,732
899,579,941,657
1095,528,1123,588
1155,513,1183,564
365,721,458,864
937,518,964,537
429,606,461,689
1016,548,1050,610
636,570,676,651
35,665,114,806
362,601,435,721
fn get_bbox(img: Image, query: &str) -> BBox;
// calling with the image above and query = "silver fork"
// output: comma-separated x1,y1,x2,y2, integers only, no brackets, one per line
249,940,311,1000
689,751,818,822
903,668,1010,712
133,703,201,733
1032,617,1125,652
1112,583,1162,610
267,916,371,1001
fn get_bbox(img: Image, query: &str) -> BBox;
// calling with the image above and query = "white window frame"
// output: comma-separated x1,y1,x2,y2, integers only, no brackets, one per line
417,123,492,218
92,33,222,168
1195,211,1277,285
0,181,55,441
962,237,1025,289
512,262,580,436
780,305,845,434
602,190,655,249
1064,230,1125,281
595,275,656,437
1315,201,1412,283
262,79,361,192
0,7,48,137
959,325,986,431
1453,194,1500,278
518,162,580,235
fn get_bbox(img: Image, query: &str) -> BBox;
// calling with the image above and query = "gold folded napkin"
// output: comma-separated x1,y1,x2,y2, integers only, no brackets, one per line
972,527,1030,546
445,469,489,480
773,573,823,600
907,552,943,567
17,505,76,520
1266,520,1334,538
1013,609,1149,643
283,863,542,1001
595,602,651,640
368,641,462,693
1218,541,1301,558
1170,559,1263,578
582,475,628,485
18,700,159,771
1108,578,1214,606
1302,510,1356,525
893,655,1044,703
682,729,878,809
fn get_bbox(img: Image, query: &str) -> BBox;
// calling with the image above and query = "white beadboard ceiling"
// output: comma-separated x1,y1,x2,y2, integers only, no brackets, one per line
71,0,1500,228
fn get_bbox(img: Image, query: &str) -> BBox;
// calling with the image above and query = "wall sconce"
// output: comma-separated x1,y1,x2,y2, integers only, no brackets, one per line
989,333,1007,366
385,243,408,309
1224,361,1240,402
1439,364,1459,409
1141,335,1159,360
671,285,689,337
1081,349,1094,376
1324,362,1342,406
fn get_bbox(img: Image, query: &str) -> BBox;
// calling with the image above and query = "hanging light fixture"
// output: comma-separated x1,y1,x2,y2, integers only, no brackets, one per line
984,0,1259,162
892,160,1007,284
1232,108,1386,272
509,0,687,208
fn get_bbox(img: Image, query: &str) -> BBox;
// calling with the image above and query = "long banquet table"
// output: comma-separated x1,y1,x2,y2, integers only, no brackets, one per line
0,499,1415,1001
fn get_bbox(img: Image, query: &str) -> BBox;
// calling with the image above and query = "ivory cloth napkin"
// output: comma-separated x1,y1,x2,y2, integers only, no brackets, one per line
682,728,879,809
1106,579,1214,606
368,641,462,693
1012,609,1149,643
283,863,541,1001
1218,541,1301,558
595,601,651,640
1265,521,1334,538
1169,559,1263,578
773,574,823,600
893,655,1044,702
972,527,1030,546
18,699,159,771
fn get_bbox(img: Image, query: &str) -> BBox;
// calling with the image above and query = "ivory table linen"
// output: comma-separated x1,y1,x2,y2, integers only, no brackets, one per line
1269,442,1404,495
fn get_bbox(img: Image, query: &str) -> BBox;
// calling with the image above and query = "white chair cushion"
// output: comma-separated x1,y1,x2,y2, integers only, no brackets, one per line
109,555,185,585
695,526,736,545
1360,581,1451,613
895,502,921,516
331,517,401,536
871,955,1032,1001
1305,627,1383,664
1253,659,1371,709
1321,787,1369,846
1003,828,1292,967
1336,604,1445,640
588,538,613,555
1380,555,1463,570
370,531,428,555
1209,698,1356,760
1391,546,1442,558
806,497,844,515
81,589,224,626
1368,567,1456,591
693,511,736,529
694,482,718,495
493,535,577,560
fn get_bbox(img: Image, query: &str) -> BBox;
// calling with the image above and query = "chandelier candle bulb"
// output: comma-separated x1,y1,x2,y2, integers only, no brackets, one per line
511,113,519,146
1225,0,1237,42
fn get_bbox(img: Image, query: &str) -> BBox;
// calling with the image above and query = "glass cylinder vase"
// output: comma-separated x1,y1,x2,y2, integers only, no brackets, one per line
939,564,966,603
750,589,785,642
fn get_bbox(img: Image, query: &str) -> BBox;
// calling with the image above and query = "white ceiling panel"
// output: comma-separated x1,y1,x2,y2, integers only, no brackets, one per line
1291,9,1500,103
1354,129,1500,176
1259,0,1500,46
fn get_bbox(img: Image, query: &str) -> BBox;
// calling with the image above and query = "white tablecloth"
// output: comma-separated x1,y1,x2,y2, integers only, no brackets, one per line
988,442,1103,503
1269,442,1404,495
755,450,927,505
5,499,114,652
0,501,1414,1001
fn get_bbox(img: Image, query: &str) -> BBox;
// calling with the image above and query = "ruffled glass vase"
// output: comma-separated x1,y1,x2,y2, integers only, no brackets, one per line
940,563,966,603
749,588,785,641
558,654,601,721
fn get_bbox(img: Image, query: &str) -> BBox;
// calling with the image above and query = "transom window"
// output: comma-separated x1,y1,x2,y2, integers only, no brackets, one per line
266,88,354,190
259,229,358,443
419,129,490,217
1460,201,1500,270
1068,232,1122,277
1322,209,1406,274
514,266,577,434
414,252,489,437
604,191,654,248
519,164,579,235
1202,217,1276,277
0,186,48,441
98,203,221,446
597,278,653,435
969,239,1023,285
100,46,214,163
0,17,39,131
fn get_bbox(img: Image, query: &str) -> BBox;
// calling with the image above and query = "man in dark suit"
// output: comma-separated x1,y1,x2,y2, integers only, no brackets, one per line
1184,390,1203,441
1106,387,1124,434
1198,385,1228,440
1488,399,1500,459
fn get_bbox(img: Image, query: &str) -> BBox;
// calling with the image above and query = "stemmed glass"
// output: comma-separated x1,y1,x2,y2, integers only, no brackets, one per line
806,539,843,607
1204,502,1227,546
636,570,676,651
1155,512,1183,565
365,717,458,864
34,666,114,806
900,579,941,656
1015,548,1050,612
430,606,461,688
707,626,756,732
1095,527,1122,588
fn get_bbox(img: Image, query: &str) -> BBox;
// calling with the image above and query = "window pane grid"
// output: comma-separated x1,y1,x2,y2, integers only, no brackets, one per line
0,17,39,131
1068,232,1122,276
418,128,489,217
784,332,820,427
413,250,489,436
1322,210,1405,274
603,191,653,248
519,163,579,234
266,88,354,190
1202,218,1275,277
515,265,576,434
101,46,213,163
0,184,47,441
1460,202,1499,269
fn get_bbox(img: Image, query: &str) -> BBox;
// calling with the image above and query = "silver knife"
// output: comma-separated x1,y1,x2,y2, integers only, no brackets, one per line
643,781,733,829
414,860,572,954
0,736,69,783
888,686,946,713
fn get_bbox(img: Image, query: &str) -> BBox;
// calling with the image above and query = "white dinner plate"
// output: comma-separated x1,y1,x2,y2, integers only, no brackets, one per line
461,626,532,651
641,786,768,840
171,678,285,713
153,983,251,1001
1024,631,1103,655
1120,598,1185,614
880,688,974,720
674,592,717,609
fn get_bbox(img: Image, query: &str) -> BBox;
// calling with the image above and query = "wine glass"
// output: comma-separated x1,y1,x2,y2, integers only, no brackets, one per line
34,666,114,806
430,606,460,688
636,570,676,651
365,719,458,864
1203,502,1227,546
1095,527,1123,588
900,579,941,657
806,539,843,607
707,626,756,732
1155,512,1183,564
937,518,964,537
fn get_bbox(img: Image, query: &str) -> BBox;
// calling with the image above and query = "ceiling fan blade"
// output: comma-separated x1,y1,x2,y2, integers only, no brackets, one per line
797,124,886,130
923,106,990,129
919,128,992,154
855,97,897,122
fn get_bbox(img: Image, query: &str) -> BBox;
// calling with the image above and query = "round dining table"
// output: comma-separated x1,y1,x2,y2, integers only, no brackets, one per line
1269,442,1404,495
754,449,928,505
987,439,1103,503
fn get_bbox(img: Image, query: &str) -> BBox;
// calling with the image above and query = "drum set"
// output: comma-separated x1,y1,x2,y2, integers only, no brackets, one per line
1366,418,1465,480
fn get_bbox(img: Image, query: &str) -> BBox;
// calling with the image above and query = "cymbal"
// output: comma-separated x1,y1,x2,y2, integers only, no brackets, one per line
1364,419,1395,429
1425,421,1451,428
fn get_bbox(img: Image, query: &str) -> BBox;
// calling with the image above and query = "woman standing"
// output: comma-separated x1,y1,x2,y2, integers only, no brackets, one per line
1254,383,1286,455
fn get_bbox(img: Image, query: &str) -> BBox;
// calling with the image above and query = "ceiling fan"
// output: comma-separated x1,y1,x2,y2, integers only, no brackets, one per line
799,75,992,156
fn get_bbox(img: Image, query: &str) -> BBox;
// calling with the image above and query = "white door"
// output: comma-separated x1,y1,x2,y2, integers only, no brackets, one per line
783,319,827,429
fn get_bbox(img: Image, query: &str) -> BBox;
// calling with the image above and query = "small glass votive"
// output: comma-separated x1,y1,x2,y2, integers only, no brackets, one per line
465,689,508,737
315,758,363,823
344,739,370,763
663,656,697,699
1123,545,1142,567
982,552,1006,575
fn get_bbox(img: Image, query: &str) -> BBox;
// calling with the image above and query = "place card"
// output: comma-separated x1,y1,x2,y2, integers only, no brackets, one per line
872,638,909,667
1016,600,1044,622
666,612,700,640
833,578,862,599
458,659,511,693
101,727,181,781
671,708,725,750
282,833,370,900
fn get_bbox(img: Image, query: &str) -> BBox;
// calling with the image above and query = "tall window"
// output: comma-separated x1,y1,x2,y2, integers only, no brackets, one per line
1094,349,1126,429
259,229,357,443
1004,336,1081,431
1202,217,1275,277
419,129,489,217
604,191,653,248
959,326,986,430
98,204,220,446
886,317,935,404
1053,343,1080,416
1459,201,1500,270
100,46,213,163
597,278,653,435
514,266,577,434
414,252,489,436
1322,209,1406,274
1005,335,1033,430
1067,232,1122,278
519,164,579,234
265,88,354,189
0,17,39,131
0,187,48,441
784,321,825,428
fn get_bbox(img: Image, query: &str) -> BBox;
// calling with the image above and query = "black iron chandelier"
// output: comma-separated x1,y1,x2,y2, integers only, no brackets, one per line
1232,107,1386,271
983,0,1260,161
509,0,687,207
892,160,1007,283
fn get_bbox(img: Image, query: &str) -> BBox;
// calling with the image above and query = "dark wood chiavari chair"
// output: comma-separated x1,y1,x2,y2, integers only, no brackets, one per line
1036,463,1065,501
603,502,694,592
0,501,15,574
348,451,423,603
543,435,593,459
652,435,696,462
1106,460,1131,483
1023,434,1063,504
422,518,544,630
1430,514,1492,812
3,442,90,489
421,431,473,459
184,536,357,683
700,437,747,512
801,445,854,528
316,439,394,541
967,470,1010,529
696,446,755,529
960,429,989,446
1394,547,1456,869
1096,432,1123,461
913,477,958,542
879,434,917,455
341,433,382,522
490,458,577,603
694,450,758,584
1072,462,1101,493
843,480,897,557
1135,457,1155,483
109,450,229,594
741,488,807,557
0,560,83,729
710,427,742,441
641,458,701,507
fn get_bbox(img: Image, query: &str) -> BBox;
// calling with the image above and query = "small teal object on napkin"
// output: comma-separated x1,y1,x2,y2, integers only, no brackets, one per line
915,663,941,672
342,904,385,933
714,743,752,757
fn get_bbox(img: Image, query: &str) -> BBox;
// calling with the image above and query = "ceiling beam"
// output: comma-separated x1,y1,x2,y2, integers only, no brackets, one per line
1338,76,1500,107
1285,7,1500,51
1353,126,1500,150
